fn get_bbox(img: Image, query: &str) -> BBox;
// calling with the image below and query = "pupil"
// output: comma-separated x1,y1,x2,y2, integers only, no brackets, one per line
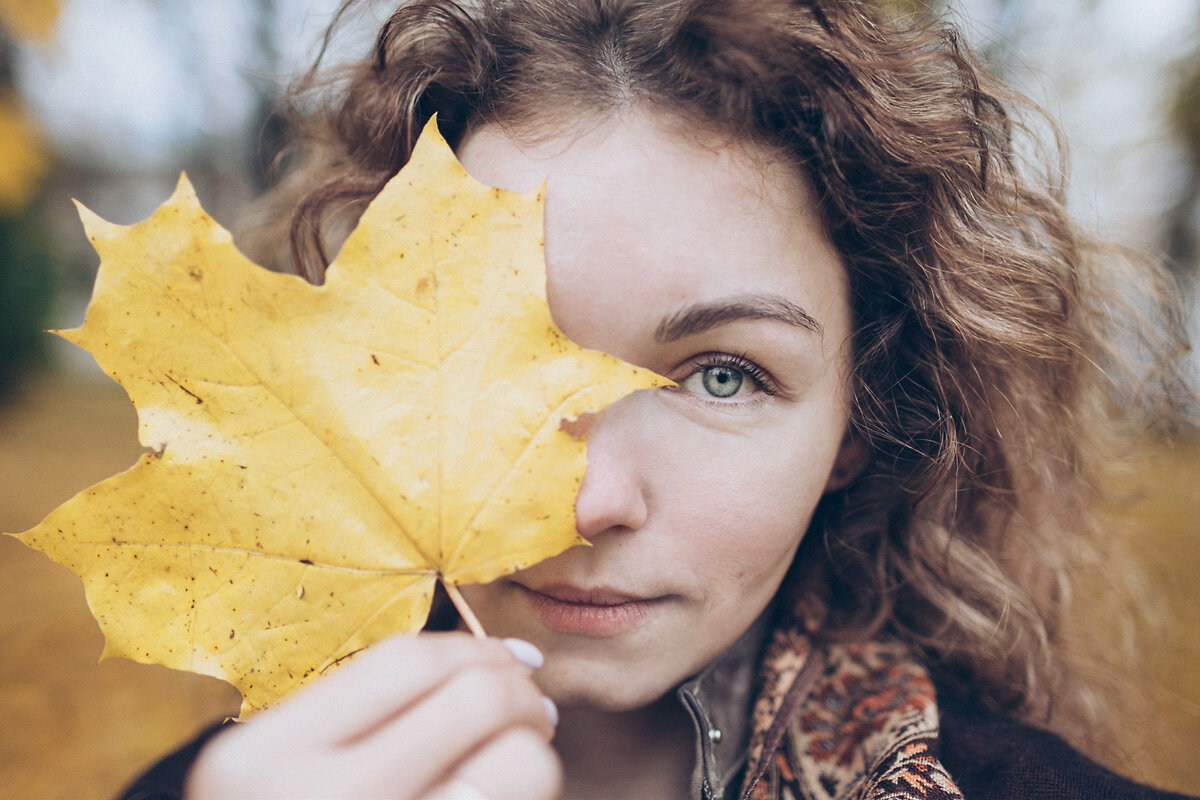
702,366,742,397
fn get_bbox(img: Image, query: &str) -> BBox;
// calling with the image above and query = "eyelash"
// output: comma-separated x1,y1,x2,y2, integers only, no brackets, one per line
677,352,780,401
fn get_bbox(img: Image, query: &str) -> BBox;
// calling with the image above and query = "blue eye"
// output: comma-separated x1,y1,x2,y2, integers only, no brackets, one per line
676,355,774,400
700,366,744,397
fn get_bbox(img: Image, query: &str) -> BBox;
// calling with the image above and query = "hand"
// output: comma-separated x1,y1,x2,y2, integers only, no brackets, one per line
184,633,560,800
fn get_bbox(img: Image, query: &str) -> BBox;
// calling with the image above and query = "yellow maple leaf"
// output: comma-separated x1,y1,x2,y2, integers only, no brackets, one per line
9,119,665,716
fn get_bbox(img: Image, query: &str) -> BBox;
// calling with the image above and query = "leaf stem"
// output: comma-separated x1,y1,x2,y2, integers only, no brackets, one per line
443,580,487,639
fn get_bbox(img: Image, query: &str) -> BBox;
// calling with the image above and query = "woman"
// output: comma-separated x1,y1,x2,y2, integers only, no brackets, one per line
123,0,1195,798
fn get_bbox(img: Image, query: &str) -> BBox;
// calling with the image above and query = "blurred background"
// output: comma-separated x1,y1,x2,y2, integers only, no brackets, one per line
0,0,1197,797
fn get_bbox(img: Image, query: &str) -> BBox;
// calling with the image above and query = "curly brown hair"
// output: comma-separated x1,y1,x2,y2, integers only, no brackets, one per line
245,0,1192,755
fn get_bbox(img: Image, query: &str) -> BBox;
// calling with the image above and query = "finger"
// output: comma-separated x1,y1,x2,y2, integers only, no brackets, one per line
447,727,562,800
348,661,556,791
262,633,517,746
423,777,489,799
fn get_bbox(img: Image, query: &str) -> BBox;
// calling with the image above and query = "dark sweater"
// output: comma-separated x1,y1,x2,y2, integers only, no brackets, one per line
939,693,1195,800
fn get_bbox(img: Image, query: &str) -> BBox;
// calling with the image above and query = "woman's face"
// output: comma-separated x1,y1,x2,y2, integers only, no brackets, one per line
457,111,854,711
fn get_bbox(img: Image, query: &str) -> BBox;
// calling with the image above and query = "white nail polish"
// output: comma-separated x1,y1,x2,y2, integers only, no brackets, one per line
542,696,559,727
501,637,544,669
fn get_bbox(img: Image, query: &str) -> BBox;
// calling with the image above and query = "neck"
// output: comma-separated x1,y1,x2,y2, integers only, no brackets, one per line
553,693,695,800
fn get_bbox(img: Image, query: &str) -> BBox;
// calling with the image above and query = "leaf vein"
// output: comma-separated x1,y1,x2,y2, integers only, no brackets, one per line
128,267,435,566
444,384,592,569
314,578,434,677
70,539,435,576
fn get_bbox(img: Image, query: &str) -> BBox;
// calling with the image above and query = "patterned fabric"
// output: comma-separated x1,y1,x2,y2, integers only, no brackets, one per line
739,611,964,800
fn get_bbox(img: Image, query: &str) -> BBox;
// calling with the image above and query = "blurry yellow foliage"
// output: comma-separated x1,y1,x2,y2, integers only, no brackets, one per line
0,0,58,41
0,97,47,212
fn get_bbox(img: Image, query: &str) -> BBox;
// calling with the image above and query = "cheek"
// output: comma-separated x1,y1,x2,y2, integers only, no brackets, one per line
641,400,842,590
677,470,815,591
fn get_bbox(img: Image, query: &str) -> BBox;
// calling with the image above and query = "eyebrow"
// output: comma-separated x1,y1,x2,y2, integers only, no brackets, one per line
654,293,824,343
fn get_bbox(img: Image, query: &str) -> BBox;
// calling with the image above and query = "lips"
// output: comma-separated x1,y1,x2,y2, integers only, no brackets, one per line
516,582,667,636
526,584,650,605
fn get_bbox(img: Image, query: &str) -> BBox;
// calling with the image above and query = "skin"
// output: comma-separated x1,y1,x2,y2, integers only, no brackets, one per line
186,109,854,800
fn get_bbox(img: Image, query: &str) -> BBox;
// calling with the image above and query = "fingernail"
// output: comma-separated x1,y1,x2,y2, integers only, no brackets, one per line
501,637,544,669
542,696,559,727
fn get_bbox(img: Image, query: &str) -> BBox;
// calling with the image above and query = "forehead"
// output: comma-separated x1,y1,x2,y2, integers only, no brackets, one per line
456,112,849,359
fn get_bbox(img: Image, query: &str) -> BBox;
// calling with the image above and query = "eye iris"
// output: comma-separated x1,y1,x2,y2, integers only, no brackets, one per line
702,366,743,398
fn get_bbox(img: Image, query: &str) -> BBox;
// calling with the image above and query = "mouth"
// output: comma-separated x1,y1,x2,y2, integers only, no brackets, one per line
515,583,668,636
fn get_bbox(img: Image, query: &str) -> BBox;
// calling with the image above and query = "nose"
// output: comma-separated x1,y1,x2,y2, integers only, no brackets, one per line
571,401,647,540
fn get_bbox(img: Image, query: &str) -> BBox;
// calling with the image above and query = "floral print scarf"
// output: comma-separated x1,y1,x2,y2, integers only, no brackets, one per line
738,614,964,800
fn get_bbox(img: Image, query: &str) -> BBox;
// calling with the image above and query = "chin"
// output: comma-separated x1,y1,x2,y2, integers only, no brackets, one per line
532,648,684,712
